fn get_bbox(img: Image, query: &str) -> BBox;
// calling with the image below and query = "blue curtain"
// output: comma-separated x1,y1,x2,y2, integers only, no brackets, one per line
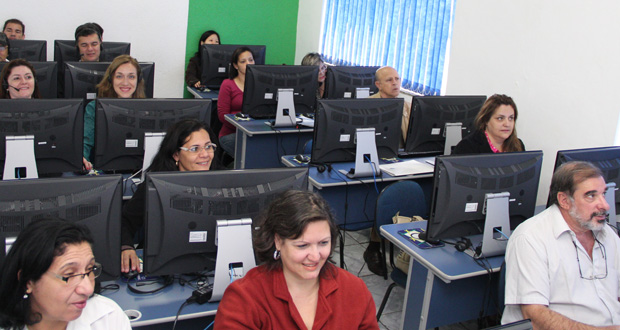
320,0,456,96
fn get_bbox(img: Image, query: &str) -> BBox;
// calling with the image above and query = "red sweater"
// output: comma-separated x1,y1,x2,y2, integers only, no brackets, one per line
214,265,379,330
217,78,244,138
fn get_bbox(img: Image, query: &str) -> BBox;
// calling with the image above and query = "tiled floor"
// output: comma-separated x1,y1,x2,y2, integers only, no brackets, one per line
334,228,483,330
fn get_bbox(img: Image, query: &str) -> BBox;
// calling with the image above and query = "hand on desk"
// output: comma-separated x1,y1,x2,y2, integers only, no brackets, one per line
194,81,201,88
121,248,140,274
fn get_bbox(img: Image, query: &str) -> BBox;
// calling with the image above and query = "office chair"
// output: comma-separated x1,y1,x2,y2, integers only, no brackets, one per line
375,180,427,320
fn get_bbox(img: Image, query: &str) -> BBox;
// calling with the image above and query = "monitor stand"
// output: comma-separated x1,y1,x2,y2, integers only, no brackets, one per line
210,218,256,302
271,88,299,128
3,135,38,180
606,182,618,235
339,128,381,179
355,87,370,98
465,192,511,259
443,122,463,155
141,132,166,181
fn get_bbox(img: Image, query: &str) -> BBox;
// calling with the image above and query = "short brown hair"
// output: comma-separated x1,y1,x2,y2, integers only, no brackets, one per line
549,161,603,206
0,59,40,99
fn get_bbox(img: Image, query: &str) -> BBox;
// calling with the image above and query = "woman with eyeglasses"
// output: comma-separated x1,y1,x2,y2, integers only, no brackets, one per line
301,52,327,99
120,119,221,274
0,217,131,329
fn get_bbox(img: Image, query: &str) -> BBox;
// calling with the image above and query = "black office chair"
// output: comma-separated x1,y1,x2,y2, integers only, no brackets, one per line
374,180,427,320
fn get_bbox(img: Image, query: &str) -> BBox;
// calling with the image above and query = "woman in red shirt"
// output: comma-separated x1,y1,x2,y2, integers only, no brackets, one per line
214,190,379,330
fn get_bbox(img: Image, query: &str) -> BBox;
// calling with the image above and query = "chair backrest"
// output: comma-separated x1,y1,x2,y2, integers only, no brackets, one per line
375,180,427,231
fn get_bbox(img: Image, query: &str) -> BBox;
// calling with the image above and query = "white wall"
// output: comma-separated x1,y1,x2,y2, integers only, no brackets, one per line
446,0,620,204
294,0,325,64
2,0,189,98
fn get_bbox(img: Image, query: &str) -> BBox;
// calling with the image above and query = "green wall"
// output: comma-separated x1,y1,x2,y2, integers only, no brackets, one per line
184,0,299,97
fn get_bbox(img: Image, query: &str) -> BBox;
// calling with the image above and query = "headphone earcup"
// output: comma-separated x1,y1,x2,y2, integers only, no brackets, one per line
317,164,326,173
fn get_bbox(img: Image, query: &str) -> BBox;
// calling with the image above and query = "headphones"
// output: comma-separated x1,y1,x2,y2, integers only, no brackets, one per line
309,162,332,173
74,26,103,59
454,237,473,252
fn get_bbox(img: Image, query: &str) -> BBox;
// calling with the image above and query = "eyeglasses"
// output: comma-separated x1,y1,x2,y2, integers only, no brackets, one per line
179,143,217,153
51,262,102,286
573,238,607,280
0,46,7,51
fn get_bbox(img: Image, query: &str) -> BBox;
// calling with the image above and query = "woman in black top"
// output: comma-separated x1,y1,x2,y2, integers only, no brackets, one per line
120,119,220,273
454,94,525,154
185,30,220,88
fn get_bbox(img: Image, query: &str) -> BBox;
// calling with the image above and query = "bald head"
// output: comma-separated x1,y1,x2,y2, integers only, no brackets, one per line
374,66,401,98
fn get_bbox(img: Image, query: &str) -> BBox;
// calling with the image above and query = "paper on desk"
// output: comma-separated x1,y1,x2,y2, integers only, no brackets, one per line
299,117,314,127
379,159,435,177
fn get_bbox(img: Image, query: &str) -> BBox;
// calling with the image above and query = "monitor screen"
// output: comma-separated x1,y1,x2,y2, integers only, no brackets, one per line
323,65,379,99
550,146,620,212
8,39,47,62
63,61,154,99
199,44,266,89
144,167,308,276
0,175,123,281
404,95,486,156
311,98,403,164
242,65,319,118
0,61,58,99
94,98,211,172
0,99,84,178
53,40,130,63
423,151,543,242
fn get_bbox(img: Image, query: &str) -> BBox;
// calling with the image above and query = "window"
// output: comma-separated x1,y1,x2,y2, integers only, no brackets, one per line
320,0,457,95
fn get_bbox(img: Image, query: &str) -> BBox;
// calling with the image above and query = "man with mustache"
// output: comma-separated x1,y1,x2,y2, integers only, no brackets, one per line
502,161,620,329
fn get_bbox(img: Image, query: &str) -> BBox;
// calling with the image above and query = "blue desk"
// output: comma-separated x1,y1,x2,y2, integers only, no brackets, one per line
101,278,218,327
282,155,434,230
380,222,503,330
227,115,313,169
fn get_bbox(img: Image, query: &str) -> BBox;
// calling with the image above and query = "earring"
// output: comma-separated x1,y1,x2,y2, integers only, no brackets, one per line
175,160,178,166
23,293,28,299
273,250,280,260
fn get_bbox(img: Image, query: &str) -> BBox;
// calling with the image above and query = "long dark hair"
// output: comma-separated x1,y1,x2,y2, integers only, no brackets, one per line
253,190,338,277
194,30,220,57
147,119,220,172
474,94,522,152
0,218,94,329
0,59,40,99
228,46,254,79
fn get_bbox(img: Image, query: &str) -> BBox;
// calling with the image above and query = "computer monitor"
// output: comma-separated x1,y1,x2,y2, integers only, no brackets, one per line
311,98,403,168
8,39,47,62
0,99,84,179
242,65,319,124
63,61,155,99
94,98,211,172
403,95,486,157
53,40,131,63
143,167,309,277
0,61,58,99
323,65,379,99
199,44,266,89
0,175,123,281
550,146,620,213
421,151,543,257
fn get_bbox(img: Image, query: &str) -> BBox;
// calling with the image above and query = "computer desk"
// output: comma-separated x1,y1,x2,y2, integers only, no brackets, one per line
226,115,313,169
100,277,218,328
380,221,504,330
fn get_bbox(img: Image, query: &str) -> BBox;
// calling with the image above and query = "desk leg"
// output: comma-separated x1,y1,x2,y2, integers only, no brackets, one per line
234,130,246,169
401,260,433,330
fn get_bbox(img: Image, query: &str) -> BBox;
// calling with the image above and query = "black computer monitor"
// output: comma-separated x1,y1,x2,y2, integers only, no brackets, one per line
94,98,211,172
143,167,308,276
311,98,403,164
0,61,58,99
242,65,319,119
323,65,380,99
422,151,543,243
0,175,123,281
403,95,486,157
0,99,84,178
8,39,47,62
550,146,620,212
63,61,154,99
53,40,131,63
199,44,266,89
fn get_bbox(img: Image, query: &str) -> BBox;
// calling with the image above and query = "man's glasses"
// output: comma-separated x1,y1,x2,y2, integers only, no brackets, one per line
573,238,607,280
51,262,102,286
0,46,7,51
179,143,217,153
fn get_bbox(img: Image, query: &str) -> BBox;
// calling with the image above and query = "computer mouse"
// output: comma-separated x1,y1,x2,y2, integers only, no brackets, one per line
295,154,310,163
235,112,249,119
